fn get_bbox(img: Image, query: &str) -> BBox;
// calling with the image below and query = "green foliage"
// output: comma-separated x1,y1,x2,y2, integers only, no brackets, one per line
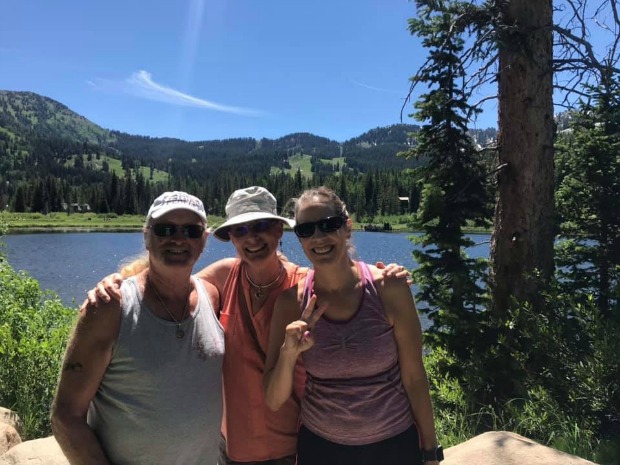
2,90,447,218
425,335,620,462
555,76,620,318
271,153,314,178
0,247,75,439
1,211,146,229
402,0,493,366
424,347,483,446
0,216,7,236
403,3,619,461
0,90,112,146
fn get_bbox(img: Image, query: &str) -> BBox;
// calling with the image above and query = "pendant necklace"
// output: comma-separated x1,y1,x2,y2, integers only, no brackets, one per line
149,278,190,339
245,265,285,299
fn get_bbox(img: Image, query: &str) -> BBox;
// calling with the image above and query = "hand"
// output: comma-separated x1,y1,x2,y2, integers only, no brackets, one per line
86,273,124,306
376,261,412,285
281,295,327,356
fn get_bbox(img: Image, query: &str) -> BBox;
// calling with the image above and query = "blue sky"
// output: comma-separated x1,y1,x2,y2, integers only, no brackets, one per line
2,1,499,142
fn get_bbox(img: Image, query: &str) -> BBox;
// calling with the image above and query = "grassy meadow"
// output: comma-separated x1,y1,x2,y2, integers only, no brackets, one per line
0,211,492,235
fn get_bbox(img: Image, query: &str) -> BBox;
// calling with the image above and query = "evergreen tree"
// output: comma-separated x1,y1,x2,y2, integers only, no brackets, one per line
31,179,45,213
362,172,376,218
12,185,27,212
555,73,620,318
403,1,492,377
337,174,349,212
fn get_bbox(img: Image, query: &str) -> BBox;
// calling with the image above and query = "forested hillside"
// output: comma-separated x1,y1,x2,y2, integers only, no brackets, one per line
0,90,496,219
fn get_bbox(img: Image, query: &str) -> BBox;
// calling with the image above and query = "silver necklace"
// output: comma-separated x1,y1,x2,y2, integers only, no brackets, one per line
149,278,191,339
244,265,285,299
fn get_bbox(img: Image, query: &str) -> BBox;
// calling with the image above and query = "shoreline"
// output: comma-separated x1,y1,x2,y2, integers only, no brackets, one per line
6,227,144,234
4,226,492,235
1,214,491,235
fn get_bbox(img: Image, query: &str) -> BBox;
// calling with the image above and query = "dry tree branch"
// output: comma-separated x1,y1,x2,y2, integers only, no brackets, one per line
403,0,619,122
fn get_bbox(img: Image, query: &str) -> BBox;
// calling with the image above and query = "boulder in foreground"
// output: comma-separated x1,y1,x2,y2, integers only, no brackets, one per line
443,431,597,465
0,436,69,465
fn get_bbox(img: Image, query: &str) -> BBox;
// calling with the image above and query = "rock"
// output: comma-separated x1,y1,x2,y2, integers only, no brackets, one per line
0,424,21,456
443,431,598,465
0,410,22,436
0,436,69,465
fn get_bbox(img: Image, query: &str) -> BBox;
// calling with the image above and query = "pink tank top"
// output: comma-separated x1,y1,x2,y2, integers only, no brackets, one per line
300,261,415,446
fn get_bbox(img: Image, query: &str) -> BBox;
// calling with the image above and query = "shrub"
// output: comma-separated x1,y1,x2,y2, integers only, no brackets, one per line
0,243,75,439
424,330,619,463
424,346,486,446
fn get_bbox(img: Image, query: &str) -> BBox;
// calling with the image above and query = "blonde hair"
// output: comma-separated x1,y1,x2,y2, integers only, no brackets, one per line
118,252,149,278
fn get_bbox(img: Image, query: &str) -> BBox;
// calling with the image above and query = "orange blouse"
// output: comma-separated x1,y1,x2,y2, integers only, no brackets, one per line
219,259,307,462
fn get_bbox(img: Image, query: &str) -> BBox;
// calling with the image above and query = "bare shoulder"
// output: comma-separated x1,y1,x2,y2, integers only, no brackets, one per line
74,299,122,348
196,258,236,286
204,257,237,271
199,278,221,311
200,279,220,295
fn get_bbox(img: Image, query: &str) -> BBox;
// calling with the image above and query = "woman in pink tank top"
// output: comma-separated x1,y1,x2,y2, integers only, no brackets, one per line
264,186,442,465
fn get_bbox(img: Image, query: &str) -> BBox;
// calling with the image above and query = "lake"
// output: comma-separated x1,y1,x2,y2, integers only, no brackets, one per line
2,231,491,328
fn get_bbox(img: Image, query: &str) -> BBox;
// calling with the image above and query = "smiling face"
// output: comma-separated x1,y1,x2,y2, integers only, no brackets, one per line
294,195,351,266
145,210,207,270
229,219,284,266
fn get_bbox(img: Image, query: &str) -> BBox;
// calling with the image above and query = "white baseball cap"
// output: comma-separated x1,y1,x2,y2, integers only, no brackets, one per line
146,191,207,223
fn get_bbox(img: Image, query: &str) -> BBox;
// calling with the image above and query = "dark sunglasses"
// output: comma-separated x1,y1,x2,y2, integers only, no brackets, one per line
293,215,347,238
227,219,276,239
151,223,205,239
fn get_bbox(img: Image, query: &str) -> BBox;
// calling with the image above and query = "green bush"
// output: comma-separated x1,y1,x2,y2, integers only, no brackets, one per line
424,333,619,464
0,243,75,439
425,346,487,446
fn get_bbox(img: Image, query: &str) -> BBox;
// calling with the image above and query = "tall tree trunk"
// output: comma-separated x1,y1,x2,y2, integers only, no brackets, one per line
490,0,555,315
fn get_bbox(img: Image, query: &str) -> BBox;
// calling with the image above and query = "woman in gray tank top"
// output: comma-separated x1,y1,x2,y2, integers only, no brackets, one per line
51,192,225,465
264,187,443,465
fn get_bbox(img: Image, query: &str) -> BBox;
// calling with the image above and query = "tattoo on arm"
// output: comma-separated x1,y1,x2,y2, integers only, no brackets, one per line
63,362,83,372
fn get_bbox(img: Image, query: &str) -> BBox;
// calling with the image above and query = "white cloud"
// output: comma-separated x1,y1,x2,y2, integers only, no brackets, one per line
90,70,262,117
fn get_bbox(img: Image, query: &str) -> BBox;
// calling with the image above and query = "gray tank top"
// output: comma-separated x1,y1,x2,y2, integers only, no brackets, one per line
300,262,414,445
87,276,224,465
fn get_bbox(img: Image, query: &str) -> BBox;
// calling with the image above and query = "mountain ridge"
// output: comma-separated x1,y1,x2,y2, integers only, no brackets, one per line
0,89,427,148
0,90,496,217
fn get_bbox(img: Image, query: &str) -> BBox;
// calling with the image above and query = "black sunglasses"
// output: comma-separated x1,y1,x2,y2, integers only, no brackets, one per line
227,219,276,239
151,223,205,239
293,215,347,238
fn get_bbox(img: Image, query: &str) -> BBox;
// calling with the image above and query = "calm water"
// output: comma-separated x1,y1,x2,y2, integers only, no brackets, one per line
2,231,491,328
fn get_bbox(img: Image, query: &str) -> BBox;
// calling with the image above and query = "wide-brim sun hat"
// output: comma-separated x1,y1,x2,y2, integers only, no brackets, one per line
147,191,207,223
212,186,294,241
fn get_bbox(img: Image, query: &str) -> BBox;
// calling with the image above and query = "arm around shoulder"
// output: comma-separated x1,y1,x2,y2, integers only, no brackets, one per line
195,257,236,295
51,300,122,465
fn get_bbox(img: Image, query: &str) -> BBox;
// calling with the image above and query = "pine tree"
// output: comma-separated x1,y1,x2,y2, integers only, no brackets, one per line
555,73,620,318
402,0,492,392
12,185,27,212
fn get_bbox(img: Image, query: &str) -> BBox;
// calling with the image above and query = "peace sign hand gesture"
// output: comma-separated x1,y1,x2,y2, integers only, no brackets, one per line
281,295,327,356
